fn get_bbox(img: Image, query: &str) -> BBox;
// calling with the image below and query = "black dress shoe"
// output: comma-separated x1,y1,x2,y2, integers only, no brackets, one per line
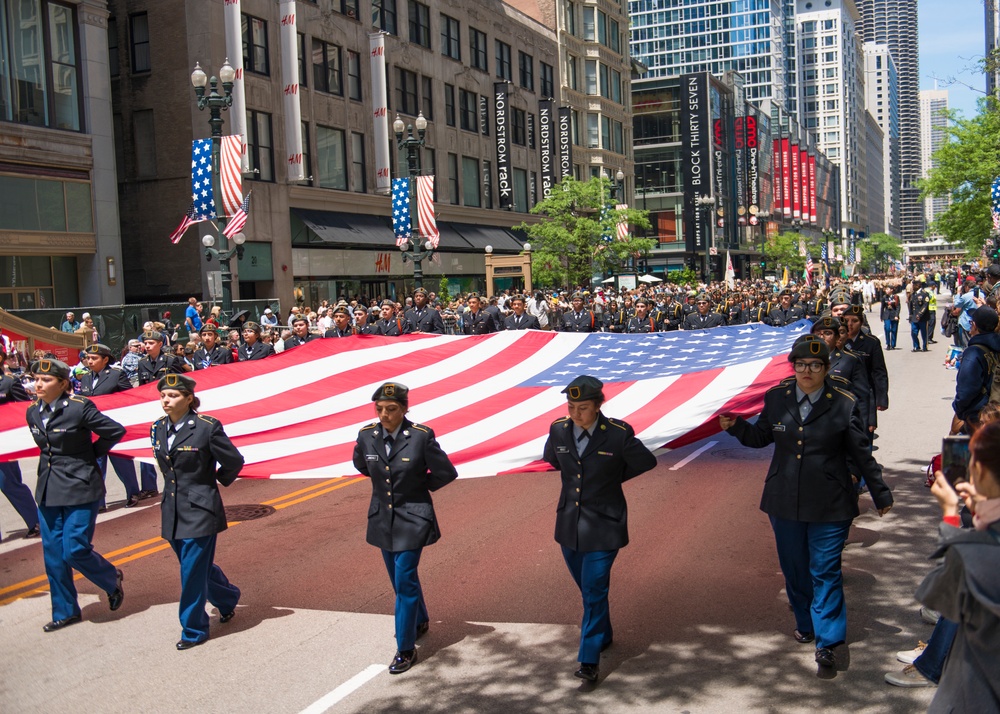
601,638,613,652
138,490,159,500
416,621,429,639
388,649,418,674
794,629,815,644
176,638,207,650
43,614,82,632
98,506,108,513
815,647,836,668
574,663,600,682
24,524,41,538
124,495,140,508
219,610,236,624
108,569,124,611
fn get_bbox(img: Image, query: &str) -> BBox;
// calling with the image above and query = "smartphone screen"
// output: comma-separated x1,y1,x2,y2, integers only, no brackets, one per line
942,436,970,486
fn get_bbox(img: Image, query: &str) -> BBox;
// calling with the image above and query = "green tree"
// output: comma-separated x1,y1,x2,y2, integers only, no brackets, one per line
514,177,654,288
765,232,807,275
857,232,904,273
919,97,1000,255
438,275,450,303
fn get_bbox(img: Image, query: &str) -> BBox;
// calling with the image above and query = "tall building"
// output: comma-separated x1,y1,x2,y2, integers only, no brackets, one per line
919,88,949,226
858,0,923,243
863,42,899,237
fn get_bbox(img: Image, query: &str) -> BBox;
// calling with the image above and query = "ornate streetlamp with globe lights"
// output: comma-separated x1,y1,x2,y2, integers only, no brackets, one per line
394,112,435,289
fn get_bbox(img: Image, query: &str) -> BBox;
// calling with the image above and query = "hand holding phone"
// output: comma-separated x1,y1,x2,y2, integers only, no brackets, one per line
941,435,971,486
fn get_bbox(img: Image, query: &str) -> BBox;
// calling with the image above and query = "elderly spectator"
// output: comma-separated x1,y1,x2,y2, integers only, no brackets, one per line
261,307,279,327
60,312,80,333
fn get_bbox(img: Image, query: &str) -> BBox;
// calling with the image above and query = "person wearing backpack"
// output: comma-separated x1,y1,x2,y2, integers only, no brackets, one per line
953,307,1000,433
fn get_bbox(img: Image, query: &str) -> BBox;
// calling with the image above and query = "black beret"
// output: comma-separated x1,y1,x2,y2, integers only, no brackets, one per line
372,382,409,405
562,375,604,402
467,292,481,300
828,290,851,307
634,297,650,307
845,304,865,317
696,293,711,303
810,316,841,332
157,373,197,393
291,315,310,325
788,335,830,364
30,358,71,380
413,287,428,296
380,300,396,308
199,323,221,334
509,294,527,303
85,343,114,358
571,292,585,300
332,306,351,317
242,321,261,333
778,288,793,297
142,330,164,342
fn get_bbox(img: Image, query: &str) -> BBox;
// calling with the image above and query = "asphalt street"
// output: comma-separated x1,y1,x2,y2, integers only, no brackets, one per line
0,305,954,713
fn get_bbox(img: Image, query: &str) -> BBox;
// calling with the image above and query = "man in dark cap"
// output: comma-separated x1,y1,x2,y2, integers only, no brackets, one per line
682,294,725,330
558,292,598,333
768,288,805,327
461,293,497,334
543,375,657,684
503,295,542,330
0,343,40,539
239,322,275,360
352,382,458,674
376,300,412,336
138,330,186,387
325,306,356,338
404,288,445,334
802,285,826,318
282,316,319,350
352,306,379,335
193,326,233,369
654,292,683,331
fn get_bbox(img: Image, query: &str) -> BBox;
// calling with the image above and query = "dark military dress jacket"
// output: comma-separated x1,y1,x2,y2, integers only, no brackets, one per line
623,315,658,333
404,307,445,334
239,340,275,361
655,302,683,330
137,352,186,385
844,331,889,413
352,418,458,552
193,344,233,369
79,366,132,396
151,412,244,540
26,393,126,507
282,334,318,350
767,306,806,327
324,326,356,338
543,413,657,552
828,350,872,427
503,312,542,330
462,310,497,335
726,377,893,523
682,312,726,330
558,310,598,333
376,317,412,336
0,373,30,404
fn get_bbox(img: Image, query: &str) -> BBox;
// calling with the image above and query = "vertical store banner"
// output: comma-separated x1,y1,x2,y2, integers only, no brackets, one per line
773,138,782,213
780,138,791,217
538,99,554,198
808,155,817,224
790,142,801,221
745,111,759,215
223,0,249,173
557,107,572,180
370,33,390,193
279,1,304,182
680,73,710,254
495,82,512,209
799,148,809,225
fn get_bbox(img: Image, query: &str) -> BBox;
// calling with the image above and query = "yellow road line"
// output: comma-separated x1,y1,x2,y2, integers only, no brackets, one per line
261,478,344,505
272,477,365,509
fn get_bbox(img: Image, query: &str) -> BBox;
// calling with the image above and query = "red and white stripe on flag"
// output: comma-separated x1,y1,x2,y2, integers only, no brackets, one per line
220,135,244,216
615,203,628,240
416,175,439,248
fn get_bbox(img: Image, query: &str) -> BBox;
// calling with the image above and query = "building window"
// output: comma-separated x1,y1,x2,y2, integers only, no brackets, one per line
566,56,577,91
459,89,477,132
351,132,365,193
133,109,156,178
347,51,362,100
518,51,533,91
513,168,528,213
396,68,418,115
313,39,342,95
470,27,487,72
495,40,511,81
527,113,535,149
242,15,269,75
373,0,397,34
338,0,359,18
611,69,621,103
462,156,480,207
571,109,580,145
128,13,151,73
408,1,430,48
246,110,274,181
108,16,119,77
540,61,553,98
421,75,433,120
441,15,460,60
317,125,347,189
609,19,620,53
583,7,595,41
448,152,459,204
444,83,455,126
587,113,598,148
512,108,525,145
301,121,313,186
565,2,576,36
585,60,597,95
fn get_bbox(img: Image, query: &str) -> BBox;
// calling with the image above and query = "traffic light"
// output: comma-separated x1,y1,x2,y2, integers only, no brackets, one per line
760,260,766,268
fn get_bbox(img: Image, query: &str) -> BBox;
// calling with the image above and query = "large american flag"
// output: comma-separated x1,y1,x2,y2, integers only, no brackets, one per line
191,139,217,219
0,323,810,478
391,177,412,247
416,175,439,248
991,177,1000,231
220,135,244,217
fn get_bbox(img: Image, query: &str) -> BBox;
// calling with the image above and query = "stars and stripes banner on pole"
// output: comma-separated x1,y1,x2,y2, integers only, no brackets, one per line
0,323,811,478
191,139,217,219
804,256,813,286
991,177,1000,230
222,191,251,239
168,203,209,244
416,175,439,248
220,135,244,216
391,177,412,247
600,203,614,242
615,204,629,241
724,250,735,289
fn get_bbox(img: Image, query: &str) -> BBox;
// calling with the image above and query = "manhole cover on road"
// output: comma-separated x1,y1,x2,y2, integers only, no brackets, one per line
711,448,773,461
224,504,277,521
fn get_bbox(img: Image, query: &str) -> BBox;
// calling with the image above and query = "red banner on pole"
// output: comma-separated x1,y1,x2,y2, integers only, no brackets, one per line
808,154,817,224
790,142,801,220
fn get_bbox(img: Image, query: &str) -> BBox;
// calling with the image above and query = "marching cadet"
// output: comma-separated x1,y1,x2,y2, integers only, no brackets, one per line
138,329,186,386
405,288,445,334
152,374,243,650
0,344,40,540
325,306,357,337
79,343,146,509
682,294,726,330
352,306,379,335
802,286,826,318
543,376,657,683
239,322,275,361
503,295,542,330
376,300,413,336
26,358,126,632
654,292,684,331
558,292,599,333
461,293,497,334
842,304,889,440
682,291,699,318
768,289,806,327
809,317,871,423
352,383,458,674
193,325,233,369
747,292,771,323
282,315,319,350
623,298,658,333
726,294,748,325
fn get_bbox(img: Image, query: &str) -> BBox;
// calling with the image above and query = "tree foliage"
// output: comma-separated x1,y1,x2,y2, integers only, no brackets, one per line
765,232,807,274
919,97,1000,255
514,177,654,288
857,232,904,273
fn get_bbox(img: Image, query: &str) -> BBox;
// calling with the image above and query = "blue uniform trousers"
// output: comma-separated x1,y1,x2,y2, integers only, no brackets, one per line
911,320,927,350
883,319,898,349
38,501,118,621
561,547,618,664
381,548,427,651
139,462,158,492
769,516,852,649
96,455,140,506
0,461,39,532
170,534,240,643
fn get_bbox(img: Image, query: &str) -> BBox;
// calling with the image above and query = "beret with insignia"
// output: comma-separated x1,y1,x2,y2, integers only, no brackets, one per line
562,375,604,402
788,334,830,364
157,373,197,393
85,343,114,358
372,382,409,406
30,358,71,380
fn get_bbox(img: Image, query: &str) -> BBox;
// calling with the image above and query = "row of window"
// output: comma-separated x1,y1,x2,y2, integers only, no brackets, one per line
565,2,624,54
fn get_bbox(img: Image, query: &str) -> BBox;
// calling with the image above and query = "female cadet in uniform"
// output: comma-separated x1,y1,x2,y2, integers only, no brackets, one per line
153,373,243,649
543,375,657,683
719,336,893,669
352,382,458,674
25,358,126,631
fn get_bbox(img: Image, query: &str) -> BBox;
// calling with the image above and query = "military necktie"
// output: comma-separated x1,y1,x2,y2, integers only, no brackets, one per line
384,434,394,457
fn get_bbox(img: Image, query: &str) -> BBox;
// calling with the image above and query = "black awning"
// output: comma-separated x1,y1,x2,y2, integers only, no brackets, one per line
293,209,394,247
453,223,525,252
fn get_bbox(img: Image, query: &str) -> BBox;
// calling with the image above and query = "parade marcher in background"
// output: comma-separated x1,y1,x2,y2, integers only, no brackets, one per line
908,276,931,352
193,326,233,369
352,382,458,674
152,374,243,650
682,294,726,330
503,295,542,330
0,344,40,540
543,376,657,683
843,305,889,437
655,292,684,331
726,294,748,326
558,293,599,333
768,289,806,327
353,306,379,335
720,337,893,670
802,286,826,318
952,306,1000,434
26,358,126,632
879,286,901,350
376,300,413,337
325,306,356,338
138,330,186,386
924,279,939,344
404,288,445,334
484,295,506,332
282,316,319,351
239,322,275,361
623,297,658,333
462,293,497,335
810,318,872,422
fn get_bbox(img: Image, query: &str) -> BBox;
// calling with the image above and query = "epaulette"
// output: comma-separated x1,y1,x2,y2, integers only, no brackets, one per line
605,417,628,431
410,423,429,433
153,415,168,426
832,386,856,401
69,395,87,404
829,374,850,386
553,416,571,423
197,414,218,425
360,423,378,431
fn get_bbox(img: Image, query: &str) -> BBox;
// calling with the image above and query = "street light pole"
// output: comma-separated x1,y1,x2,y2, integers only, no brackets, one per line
394,113,435,290
191,60,244,323
694,194,716,282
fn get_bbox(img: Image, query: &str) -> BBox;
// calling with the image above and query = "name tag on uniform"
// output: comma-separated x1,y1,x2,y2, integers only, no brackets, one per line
773,424,786,432
598,451,613,456
556,446,570,454
401,457,410,462
366,454,379,461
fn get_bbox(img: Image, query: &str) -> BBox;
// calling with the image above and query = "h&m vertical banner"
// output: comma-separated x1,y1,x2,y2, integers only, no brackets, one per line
780,138,792,217
790,142,801,221
369,33,390,193
557,107,572,180
494,82,512,209
223,0,249,173
538,99,554,198
279,1,304,182
680,73,711,254
799,148,809,226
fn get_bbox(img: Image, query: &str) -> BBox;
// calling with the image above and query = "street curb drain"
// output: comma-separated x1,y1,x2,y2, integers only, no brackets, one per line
224,504,277,521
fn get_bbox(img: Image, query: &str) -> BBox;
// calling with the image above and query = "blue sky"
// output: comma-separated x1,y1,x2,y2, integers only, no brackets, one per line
918,0,987,117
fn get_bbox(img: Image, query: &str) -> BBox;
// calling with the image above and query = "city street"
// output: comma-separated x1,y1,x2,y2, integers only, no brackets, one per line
0,312,953,713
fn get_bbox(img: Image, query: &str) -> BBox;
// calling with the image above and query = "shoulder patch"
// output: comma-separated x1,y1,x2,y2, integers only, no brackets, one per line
410,424,430,433
832,386,856,401
360,423,378,431
197,414,218,424
553,416,571,422
69,395,88,404
605,417,628,431
829,374,849,385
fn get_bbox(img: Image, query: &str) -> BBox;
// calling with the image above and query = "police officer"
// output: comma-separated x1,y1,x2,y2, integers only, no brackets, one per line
682,295,726,330
768,289,806,327
283,315,319,350
559,292,598,333
193,325,233,368
543,375,657,683
325,306,356,337
462,293,497,334
26,358,126,632
623,298,658,333
239,322,275,360
503,295,542,330
376,300,412,336
405,288,445,334
352,383,458,674
0,345,39,540
152,373,243,649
